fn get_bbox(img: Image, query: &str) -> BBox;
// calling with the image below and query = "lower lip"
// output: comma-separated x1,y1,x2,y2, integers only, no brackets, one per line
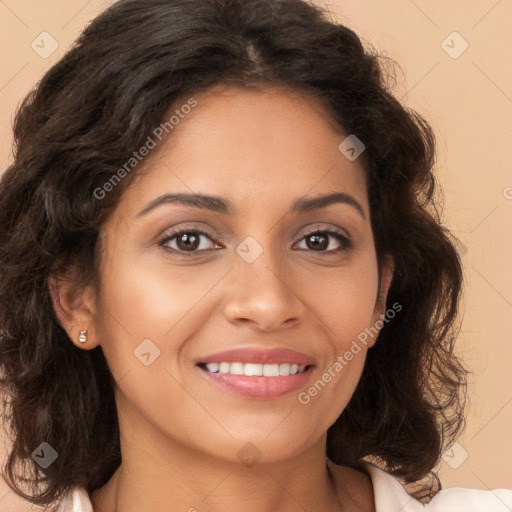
198,365,314,400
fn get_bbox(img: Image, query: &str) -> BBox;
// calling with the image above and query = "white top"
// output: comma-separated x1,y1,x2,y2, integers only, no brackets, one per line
55,460,512,512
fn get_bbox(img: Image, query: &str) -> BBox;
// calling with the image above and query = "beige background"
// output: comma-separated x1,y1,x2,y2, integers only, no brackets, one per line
0,0,511,509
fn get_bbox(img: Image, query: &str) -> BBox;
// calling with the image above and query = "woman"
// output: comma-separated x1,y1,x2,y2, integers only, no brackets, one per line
0,0,510,511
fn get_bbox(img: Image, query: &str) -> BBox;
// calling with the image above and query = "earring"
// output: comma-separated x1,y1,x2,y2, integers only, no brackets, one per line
78,329,88,343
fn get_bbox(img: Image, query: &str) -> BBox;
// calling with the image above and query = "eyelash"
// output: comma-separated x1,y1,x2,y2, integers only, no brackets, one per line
157,227,352,257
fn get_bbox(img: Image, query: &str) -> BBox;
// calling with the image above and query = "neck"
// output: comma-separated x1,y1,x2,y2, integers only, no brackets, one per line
91,437,346,511
90,394,352,512
104,446,342,512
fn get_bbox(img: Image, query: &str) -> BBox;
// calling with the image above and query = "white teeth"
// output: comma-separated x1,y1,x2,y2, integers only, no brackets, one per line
219,362,230,374
279,363,290,376
204,362,308,376
244,363,263,376
230,362,244,375
263,364,279,377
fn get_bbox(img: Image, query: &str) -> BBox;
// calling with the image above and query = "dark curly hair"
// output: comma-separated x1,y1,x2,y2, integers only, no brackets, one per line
0,0,468,508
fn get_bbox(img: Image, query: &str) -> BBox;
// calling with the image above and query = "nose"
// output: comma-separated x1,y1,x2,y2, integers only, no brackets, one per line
222,252,306,332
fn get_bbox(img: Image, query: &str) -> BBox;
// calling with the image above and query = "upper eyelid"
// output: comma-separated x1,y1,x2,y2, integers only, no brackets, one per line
160,220,351,236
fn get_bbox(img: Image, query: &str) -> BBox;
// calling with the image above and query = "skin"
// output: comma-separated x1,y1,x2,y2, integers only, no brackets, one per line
49,83,393,512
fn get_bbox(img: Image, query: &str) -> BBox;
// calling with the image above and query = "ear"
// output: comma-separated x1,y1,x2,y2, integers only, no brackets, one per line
47,273,100,350
367,255,395,348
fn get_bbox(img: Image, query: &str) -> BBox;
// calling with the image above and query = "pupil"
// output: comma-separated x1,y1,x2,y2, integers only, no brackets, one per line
180,233,198,250
310,234,327,250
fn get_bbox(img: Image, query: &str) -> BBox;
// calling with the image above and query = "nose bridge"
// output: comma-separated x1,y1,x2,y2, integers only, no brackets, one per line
223,232,304,330
236,233,290,296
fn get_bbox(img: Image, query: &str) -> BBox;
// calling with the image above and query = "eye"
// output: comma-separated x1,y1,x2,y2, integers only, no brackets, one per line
294,228,352,254
158,229,220,255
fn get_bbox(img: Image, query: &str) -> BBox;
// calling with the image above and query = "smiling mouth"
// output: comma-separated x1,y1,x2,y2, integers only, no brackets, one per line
197,362,313,377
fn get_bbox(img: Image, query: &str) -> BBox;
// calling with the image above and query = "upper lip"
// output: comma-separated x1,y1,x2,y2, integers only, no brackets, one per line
197,347,315,366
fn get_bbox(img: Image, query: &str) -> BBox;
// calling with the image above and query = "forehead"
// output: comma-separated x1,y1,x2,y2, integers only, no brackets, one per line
118,84,369,217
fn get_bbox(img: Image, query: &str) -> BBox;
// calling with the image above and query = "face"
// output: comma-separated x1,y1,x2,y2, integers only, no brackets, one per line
54,84,393,466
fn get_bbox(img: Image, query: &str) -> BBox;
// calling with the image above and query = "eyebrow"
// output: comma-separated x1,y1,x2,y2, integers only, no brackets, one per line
136,191,366,220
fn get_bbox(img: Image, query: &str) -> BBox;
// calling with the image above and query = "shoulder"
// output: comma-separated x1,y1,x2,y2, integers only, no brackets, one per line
425,486,512,512
54,486,93,512
357,460,512,512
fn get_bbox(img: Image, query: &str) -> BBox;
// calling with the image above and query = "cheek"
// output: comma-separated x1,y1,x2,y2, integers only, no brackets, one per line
308,254,380,345
296,262,379,424
95,255,224,376
94,258,217,440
